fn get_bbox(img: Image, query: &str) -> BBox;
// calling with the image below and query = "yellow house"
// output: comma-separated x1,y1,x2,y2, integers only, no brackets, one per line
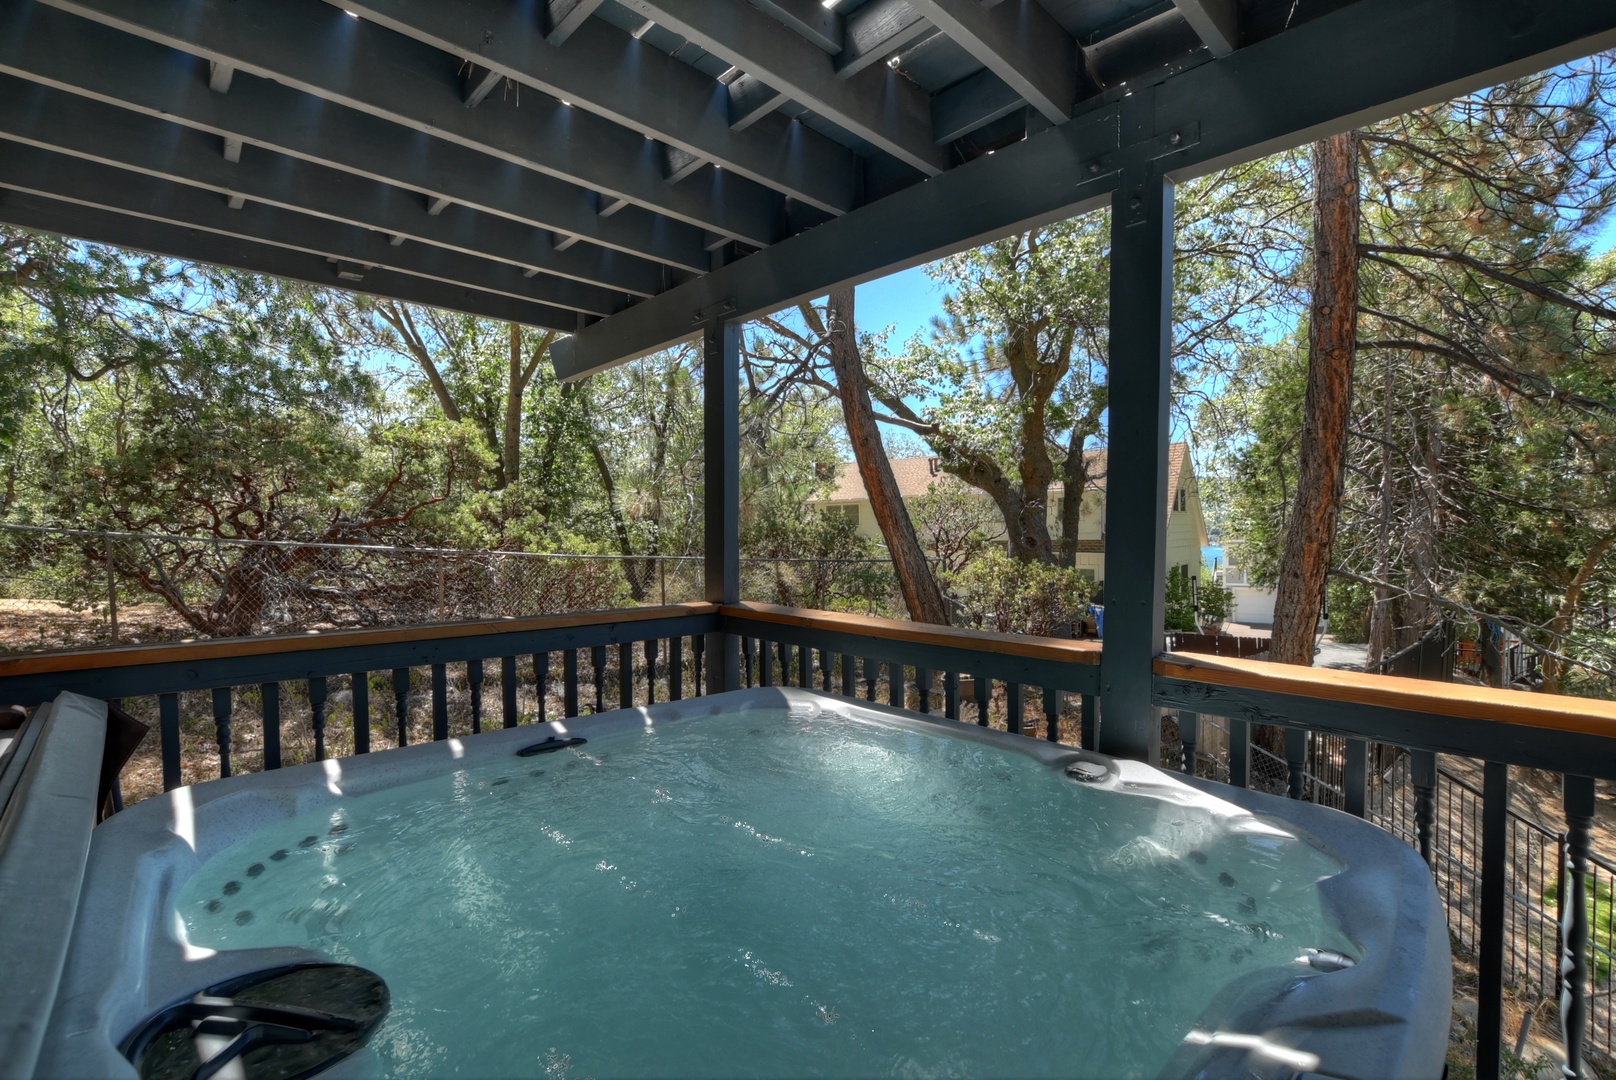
810,444,1209,588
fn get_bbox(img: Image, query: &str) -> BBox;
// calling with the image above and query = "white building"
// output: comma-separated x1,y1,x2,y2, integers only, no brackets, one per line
810,444,1210,589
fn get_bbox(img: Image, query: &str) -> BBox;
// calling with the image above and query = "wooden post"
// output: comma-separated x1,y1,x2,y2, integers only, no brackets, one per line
703,317,741,691
1099,163,1174,763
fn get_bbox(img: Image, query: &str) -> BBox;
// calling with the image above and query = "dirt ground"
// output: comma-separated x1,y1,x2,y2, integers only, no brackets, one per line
0,598,192,654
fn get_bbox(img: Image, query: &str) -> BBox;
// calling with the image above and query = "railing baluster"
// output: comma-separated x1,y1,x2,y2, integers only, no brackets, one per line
692,635,704,696
916,667,931,714
159,692,181,790
1045,688,1061,743
431,664,449,741
796,644,810,689
308,677,328,761
351,673,370,754
670,636,684,700
1228,715,1249,789
392,667,411,747
1284,727,1307,800
212,686,233,779
974,673,990,728
1005,681,1023,735
1080,694,1098,749
563,650,580,718
759,638,773,687
1477,761,1511,1080
501,657,518,728
1562,774,1595,1078
1411,749,1437,868
590,646,606,713
1177,709,1197,773
1344,738,1367,817
535,653,549,723
261,682,281,770
619,642,634,710
778,641,790,687
741,636,753,687
945,672,960,721
820,649,833,693
863,658,877,702
840,654,854,697
467,660,484,734
645,639,659,705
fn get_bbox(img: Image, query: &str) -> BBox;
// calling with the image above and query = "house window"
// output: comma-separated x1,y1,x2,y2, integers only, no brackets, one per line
1173,488,1187,512
824,504,859,528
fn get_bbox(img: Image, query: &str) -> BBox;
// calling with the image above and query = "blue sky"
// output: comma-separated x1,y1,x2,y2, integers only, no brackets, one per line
855,265,942,348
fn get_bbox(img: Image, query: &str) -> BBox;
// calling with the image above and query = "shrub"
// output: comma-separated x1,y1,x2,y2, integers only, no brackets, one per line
946,549,1091,637
1164,566,1198,632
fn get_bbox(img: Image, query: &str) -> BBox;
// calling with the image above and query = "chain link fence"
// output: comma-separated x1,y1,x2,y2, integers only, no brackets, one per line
0,524,914,654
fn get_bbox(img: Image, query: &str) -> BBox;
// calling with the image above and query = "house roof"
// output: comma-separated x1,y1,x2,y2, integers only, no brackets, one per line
822,443,1191,515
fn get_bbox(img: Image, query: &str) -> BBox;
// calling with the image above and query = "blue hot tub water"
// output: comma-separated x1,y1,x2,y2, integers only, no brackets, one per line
172,705,1350,1078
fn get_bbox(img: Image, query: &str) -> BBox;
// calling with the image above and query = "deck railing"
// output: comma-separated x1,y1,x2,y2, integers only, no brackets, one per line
1,603,1612,1078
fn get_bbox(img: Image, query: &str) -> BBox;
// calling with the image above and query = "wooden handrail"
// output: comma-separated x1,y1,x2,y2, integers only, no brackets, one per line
721,603,1102,665
0,603,718,677
1156,651,1616,737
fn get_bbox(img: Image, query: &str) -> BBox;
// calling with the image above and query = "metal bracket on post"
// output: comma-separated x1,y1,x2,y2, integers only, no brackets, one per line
692,298,737,327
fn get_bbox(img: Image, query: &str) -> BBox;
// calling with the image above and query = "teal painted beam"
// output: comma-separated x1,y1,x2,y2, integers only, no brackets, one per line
337,0,861,216
35,0,786,246
555,0,1616,377
0,189,581,330
0,1,712,271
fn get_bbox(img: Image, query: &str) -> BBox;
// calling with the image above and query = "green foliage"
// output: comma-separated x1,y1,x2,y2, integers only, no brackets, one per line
1164,566,1198,632
1326,578,1374,643
946,548,1091,637
909,475,1001,575
1206,57,1616,692
1199,571,1236,623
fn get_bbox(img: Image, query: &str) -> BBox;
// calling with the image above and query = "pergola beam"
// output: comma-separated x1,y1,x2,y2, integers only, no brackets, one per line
0,143,628,317
748,0,843,53
905,0,1076,122
836,0,933,79
545,0,606,47
931,69,1024,144
554,0,1616,377
553,105,1121,378
37,0,786,246
1172,0,1239,57
0,189,581,331
333,0,861,216
0,2,712,272
619,0,946,175
0,77,667,297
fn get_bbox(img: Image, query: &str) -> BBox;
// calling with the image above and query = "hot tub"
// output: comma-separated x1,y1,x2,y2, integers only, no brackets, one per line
39,688,1450,1078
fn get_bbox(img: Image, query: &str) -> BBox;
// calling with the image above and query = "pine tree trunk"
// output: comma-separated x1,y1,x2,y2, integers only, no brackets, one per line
1367,348,1394,668
825,288,952,625
503,324,523,487
1270,131,1361,668
1542,536,1614,693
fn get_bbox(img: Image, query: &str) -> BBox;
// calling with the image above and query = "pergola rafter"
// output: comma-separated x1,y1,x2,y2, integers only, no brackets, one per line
36,0,788,246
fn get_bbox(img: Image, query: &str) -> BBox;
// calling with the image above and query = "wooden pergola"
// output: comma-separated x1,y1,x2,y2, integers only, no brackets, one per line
6,0,1610,762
